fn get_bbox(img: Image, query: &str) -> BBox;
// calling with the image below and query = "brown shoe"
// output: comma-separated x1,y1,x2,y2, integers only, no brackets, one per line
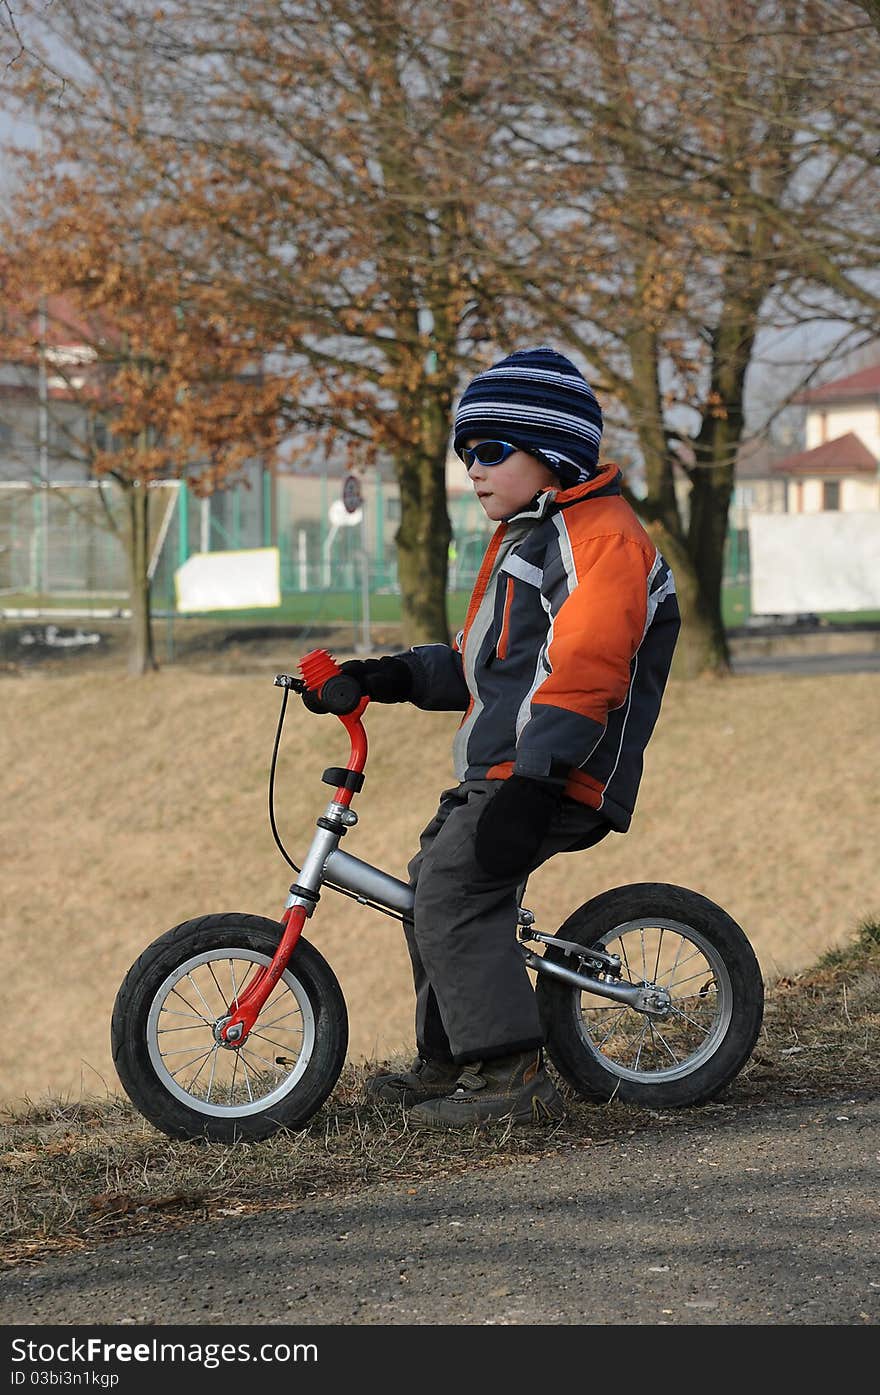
364,1055,461,1108
407,1050,566,1130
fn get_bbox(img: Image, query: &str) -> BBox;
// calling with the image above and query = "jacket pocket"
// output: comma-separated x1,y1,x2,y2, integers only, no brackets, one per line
496,577,514,660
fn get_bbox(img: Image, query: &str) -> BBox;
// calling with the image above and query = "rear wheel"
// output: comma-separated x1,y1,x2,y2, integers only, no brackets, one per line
536,884,763,1108
111,913,348,1142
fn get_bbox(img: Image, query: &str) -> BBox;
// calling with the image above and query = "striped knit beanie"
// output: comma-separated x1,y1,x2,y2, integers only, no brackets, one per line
453,346,603,488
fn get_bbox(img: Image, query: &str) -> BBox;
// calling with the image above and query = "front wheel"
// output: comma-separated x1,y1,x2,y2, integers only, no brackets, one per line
111,913,348,1142
535,884,763,1109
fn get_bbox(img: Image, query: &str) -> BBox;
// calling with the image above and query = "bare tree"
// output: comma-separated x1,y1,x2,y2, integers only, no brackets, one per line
0,188,285,674
6,0,878,671
489,0,880,671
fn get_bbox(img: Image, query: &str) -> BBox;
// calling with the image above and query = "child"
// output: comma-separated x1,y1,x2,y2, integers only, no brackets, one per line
305,346,681,1129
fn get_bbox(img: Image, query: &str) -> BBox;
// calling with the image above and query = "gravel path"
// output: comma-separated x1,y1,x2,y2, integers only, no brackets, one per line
3,1091,878,1329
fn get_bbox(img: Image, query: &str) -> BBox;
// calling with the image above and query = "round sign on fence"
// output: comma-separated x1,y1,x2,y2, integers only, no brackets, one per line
342,473,363,514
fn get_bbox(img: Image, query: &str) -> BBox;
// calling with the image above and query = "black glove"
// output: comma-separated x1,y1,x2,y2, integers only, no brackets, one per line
301,655,413,714
474,774,564,881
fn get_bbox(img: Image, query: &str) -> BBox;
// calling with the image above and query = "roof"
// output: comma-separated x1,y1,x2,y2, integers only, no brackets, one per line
29,294,118,352
793,363,880,405
771,431,877,478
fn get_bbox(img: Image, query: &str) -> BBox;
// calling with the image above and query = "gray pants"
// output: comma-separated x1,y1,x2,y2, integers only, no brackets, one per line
403,780,611,1064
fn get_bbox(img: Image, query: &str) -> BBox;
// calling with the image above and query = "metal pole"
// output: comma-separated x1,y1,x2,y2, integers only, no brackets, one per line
374,466,385,588
298,528,308,591
262,460,272,547
37,296,49,594
357,547,371,652
355,506,371,654
36,122,50,597
177,481,189,567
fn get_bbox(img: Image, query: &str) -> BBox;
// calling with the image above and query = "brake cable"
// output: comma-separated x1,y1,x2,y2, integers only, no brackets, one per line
268,685,407,923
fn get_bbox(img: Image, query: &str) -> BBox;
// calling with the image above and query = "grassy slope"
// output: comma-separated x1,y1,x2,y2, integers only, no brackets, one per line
1,662,878,1116
1,919,877,1267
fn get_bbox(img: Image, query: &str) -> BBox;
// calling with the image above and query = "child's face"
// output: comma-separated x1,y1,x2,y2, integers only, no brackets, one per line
465,439,558,521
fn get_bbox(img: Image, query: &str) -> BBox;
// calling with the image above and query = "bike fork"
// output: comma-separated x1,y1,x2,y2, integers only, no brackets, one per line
218,806,353,1044
219,692,369,1047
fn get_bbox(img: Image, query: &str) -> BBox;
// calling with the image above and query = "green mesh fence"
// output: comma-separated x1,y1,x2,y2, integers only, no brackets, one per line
0,475,754,628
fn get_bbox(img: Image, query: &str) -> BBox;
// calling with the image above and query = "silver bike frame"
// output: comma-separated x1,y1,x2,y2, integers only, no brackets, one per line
284,801,663,1015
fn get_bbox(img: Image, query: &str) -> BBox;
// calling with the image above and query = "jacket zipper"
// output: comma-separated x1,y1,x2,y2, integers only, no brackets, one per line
496,577,514,660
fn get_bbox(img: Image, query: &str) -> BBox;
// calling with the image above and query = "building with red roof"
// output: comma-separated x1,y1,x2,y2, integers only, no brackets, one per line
771,363,880,513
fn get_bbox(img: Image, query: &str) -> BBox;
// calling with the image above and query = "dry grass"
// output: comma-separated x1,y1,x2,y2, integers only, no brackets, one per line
1,645,878,1108
1,918,877,1270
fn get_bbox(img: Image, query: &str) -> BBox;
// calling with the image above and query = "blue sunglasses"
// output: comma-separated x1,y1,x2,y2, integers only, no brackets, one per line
458,440,521,469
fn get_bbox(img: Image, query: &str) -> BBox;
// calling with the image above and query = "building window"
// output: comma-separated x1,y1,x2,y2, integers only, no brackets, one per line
822,480,840,511
0,421,12,448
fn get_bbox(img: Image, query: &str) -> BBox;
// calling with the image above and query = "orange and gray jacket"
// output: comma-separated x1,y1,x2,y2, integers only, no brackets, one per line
399,464,680,832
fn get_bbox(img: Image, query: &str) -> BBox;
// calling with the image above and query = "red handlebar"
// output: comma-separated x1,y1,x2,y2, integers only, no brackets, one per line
299,647,343,691
298,648,369,806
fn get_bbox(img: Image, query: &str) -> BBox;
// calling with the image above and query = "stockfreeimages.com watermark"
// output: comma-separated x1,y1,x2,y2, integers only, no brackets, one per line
10,1336,317,1380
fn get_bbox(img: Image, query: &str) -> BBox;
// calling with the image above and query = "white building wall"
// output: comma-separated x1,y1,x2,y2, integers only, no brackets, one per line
842,477,880,510
786,476,879,512
800,479,824,512
806,404,880,456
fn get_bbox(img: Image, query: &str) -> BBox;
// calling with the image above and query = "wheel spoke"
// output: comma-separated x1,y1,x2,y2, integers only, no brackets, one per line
667,1004,713,1036
184,971,217,1021
240,1043,286,1072
205,1044,219,1103
583,1006,627,1052
159,1042,220,1058
248,1029,303,1053
207,959,231,1011
229,1048,240,1105
257,1005,304,1030
166,1045,215,1079
159,1022,219,1035
228,958,259,1008
618,938,634,981
160,1006,211,1024
663,967,714,992
629,1020,649,1069
184,1044,218,1093
568,916,735,1085
238,1054,256,1104
652,929,663,985
169,986,212,1025
648,1022,683,1064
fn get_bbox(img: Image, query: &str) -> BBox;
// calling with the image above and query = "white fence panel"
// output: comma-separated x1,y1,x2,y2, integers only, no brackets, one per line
749,511,880,614
174,547,281,612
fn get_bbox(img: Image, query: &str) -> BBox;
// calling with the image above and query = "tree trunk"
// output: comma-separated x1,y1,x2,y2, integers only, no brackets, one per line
638,519,720,680
394,387,453,647
687,306,760,676
687,458,734,672
126,481,158,676
624,322,726,678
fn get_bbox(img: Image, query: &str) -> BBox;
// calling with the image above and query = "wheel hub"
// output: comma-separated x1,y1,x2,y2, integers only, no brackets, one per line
212,1014,243,1049
633,985,673,1018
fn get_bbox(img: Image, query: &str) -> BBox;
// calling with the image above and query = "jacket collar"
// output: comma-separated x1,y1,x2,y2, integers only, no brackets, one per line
505,462,622,523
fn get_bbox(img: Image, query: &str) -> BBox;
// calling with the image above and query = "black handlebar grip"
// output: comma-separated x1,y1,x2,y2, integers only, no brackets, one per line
319,672,364,714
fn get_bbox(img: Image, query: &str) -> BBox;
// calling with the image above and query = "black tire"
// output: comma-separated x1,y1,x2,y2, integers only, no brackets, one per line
111,913,348,1143
535,883,763,1108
